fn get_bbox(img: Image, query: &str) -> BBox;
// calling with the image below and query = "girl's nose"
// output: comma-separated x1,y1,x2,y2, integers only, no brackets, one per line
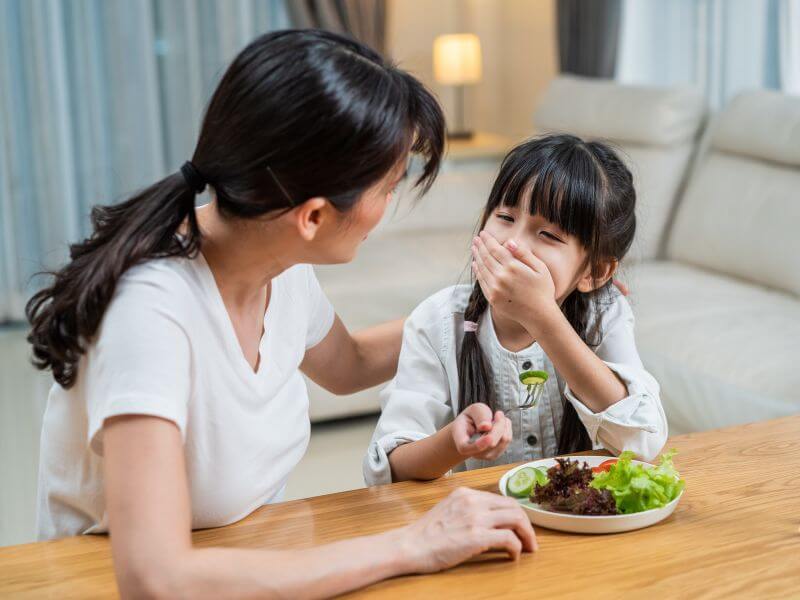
507,235,534,254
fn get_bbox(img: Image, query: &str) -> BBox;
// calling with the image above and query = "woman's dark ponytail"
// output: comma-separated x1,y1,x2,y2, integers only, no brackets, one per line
27,29,444,388
27,173,201,387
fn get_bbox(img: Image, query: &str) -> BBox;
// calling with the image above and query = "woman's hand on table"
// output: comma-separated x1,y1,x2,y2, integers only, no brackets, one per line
398,487,538,573
104,415,538,598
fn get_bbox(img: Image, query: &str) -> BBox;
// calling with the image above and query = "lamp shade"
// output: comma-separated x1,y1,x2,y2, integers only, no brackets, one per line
433,34,482,85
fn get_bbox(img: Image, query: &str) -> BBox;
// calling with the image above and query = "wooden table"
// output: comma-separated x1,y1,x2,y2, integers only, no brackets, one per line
2,416,799,598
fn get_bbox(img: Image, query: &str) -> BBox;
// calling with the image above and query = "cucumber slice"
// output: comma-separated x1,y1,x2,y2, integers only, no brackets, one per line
532,466,549,486
506,468,536,497
519,370,549,386
506,467,548,498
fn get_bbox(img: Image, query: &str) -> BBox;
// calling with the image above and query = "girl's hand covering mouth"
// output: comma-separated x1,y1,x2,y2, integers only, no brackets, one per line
471,232,558,335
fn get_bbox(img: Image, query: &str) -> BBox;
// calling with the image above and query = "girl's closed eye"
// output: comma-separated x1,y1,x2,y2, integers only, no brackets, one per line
494,210,564,243
541,230,565,243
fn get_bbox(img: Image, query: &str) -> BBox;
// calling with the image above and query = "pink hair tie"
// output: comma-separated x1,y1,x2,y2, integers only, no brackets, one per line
463,320,478,333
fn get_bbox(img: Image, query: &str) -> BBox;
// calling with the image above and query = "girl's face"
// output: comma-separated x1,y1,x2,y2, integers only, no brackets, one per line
481,202,600,304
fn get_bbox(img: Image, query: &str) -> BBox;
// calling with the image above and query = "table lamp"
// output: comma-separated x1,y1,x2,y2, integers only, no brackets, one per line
433,33,482,140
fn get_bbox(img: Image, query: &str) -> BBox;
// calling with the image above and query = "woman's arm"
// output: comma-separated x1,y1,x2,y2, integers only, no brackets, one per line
104,414,536,600
301,315,404,395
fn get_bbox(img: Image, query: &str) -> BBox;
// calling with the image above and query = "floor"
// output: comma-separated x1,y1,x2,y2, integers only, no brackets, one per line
0,325,379,547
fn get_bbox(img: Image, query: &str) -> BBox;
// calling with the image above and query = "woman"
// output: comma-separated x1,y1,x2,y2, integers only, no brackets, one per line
27,30,536,598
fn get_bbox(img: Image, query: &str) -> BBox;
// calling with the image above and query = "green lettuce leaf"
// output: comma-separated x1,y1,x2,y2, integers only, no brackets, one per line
590,449,685,514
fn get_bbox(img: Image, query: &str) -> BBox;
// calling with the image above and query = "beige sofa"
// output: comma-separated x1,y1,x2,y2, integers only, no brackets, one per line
310,75,800,435
535,76,800,435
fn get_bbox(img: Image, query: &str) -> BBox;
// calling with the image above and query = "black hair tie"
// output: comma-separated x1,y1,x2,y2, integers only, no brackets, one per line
180,161,207,194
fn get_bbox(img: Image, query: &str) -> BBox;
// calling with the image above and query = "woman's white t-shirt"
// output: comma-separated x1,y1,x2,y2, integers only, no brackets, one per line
36,254,335,540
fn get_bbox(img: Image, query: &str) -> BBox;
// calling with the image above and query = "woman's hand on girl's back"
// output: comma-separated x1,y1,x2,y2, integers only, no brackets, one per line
451,402,513,461
471,232,559,336
399,487,538,573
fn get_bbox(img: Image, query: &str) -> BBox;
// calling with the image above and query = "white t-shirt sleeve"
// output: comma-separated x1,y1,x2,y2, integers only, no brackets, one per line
302,265,335,349
85,277,192,455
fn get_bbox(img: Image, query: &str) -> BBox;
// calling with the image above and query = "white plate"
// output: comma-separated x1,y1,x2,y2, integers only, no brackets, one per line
498,456,683,534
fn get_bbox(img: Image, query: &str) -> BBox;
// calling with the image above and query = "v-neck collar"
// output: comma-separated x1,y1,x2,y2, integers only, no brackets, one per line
194,252,274,384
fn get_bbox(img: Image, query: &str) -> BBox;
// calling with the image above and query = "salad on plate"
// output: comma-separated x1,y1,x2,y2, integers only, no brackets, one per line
505,450,685,516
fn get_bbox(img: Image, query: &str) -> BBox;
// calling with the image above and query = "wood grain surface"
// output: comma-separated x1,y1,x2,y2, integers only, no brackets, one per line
1,416,798,598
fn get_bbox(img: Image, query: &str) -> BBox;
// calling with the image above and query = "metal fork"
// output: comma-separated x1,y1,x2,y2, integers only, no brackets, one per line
511,381,546,411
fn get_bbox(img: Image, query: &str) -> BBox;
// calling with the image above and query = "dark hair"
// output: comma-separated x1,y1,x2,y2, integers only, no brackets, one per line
457,134,636,454
27,29,444,388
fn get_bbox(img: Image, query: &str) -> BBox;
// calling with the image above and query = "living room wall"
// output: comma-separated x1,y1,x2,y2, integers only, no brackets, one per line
387,0,557,141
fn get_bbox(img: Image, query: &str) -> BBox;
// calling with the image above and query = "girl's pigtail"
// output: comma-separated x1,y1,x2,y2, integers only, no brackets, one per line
457,283,496,413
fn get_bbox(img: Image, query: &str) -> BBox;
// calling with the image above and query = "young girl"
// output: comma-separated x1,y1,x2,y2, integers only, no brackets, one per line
364,134,667,485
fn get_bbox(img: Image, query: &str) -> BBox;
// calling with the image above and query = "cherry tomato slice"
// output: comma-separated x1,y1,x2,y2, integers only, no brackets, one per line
591,459,618,474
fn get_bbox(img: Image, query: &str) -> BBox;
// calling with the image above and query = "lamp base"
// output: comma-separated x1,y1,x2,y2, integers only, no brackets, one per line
447,130,474,140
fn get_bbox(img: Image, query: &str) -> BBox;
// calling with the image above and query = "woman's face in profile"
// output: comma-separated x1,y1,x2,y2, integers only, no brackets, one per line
319,158,408,264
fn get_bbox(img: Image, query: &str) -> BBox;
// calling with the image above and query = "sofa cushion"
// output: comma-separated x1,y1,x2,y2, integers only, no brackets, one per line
534,76,706,261
713,90,800,167
667,138,800,298
535,75,707,147
625,260,800,435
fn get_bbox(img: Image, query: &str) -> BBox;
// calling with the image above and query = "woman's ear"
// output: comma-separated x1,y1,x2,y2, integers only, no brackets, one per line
291,197,331,241
576,258,619,293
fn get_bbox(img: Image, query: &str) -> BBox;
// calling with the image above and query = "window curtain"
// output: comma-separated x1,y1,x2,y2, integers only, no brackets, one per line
0,0,288,323
779,0,800,95
616,0,797,107
556,0,622,78
285,0,386,55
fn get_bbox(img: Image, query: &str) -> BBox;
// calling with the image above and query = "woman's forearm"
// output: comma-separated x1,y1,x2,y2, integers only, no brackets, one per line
529,306,627,413
300,316,405,395
351,317,405,389
108,415,415,600
145,528,410,600
387,424,463,482
106,416,538,600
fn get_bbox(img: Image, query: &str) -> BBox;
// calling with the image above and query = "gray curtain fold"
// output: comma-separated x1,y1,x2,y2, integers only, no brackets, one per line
0,0,288,322
557,0,621,78
286,0,386,55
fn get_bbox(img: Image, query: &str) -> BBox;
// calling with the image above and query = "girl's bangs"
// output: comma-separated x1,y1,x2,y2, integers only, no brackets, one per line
491,144,604,249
